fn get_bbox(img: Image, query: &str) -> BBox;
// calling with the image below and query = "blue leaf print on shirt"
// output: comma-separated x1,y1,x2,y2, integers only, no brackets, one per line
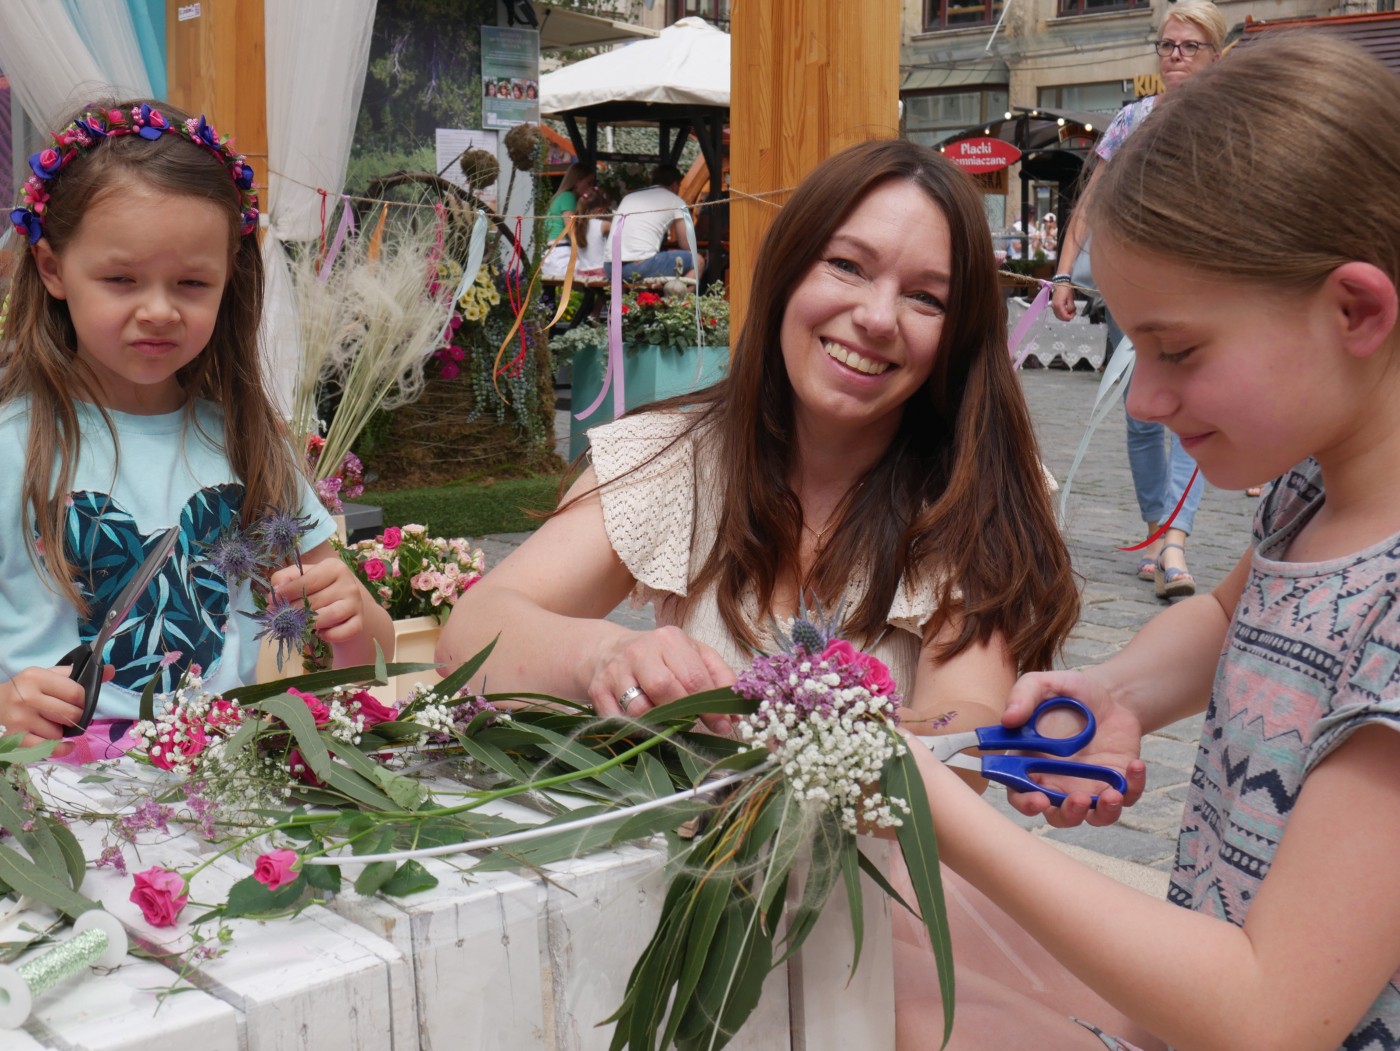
66,485,245,694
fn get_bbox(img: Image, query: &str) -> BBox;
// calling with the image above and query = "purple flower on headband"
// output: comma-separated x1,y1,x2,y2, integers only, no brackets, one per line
29,148,64,180
10,208,41,245
241,209,259,236
187,115,221,150
234,160,255,191
132,104,169,140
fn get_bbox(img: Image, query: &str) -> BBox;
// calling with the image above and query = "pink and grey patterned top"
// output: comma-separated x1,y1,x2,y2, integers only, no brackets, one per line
1171,458,1400,1046
1095,95,1159,164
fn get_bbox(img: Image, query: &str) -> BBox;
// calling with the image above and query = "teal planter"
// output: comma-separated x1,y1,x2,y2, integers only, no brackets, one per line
568,343,729,460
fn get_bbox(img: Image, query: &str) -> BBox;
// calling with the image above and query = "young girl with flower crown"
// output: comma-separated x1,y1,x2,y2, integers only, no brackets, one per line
904,36,1400,1049
0,99,393,757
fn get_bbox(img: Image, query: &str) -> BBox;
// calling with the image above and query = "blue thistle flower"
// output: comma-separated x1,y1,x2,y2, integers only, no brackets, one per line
256,508,313,564
253,597,315,671
202,526,262,584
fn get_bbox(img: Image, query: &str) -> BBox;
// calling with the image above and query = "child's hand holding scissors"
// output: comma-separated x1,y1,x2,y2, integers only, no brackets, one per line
0,663,115,749
1000,670,1149,828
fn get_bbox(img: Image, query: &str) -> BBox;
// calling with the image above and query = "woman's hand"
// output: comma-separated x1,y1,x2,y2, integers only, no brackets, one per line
0,665,97,751
1000,669,1148,828
588,626,737,733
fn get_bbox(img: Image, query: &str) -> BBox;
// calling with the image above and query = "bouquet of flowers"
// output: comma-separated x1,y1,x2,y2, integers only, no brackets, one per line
605,608,954,1049
335,524,486,623
305,434,365,515
556,282,730,356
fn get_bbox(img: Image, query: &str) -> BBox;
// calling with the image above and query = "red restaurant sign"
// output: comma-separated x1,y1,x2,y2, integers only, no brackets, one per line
945,137,1022,173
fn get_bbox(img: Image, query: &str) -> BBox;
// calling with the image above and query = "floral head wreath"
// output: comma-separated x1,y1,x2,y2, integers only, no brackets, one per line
9,104,259,245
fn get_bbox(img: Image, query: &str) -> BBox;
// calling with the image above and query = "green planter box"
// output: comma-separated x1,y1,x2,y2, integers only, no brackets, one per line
569,343,729,460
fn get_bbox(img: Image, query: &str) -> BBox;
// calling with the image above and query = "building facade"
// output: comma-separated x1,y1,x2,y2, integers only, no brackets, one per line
900,0,1391,240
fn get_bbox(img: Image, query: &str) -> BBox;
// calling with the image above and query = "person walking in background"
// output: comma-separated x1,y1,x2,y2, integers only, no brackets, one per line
1051,0,1227,599
615,163,700,280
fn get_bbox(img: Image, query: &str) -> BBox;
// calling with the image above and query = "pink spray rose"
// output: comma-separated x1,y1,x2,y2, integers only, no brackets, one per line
364,558,388,582
819,640,897,697
380,526,403,550
287,688,331,727
349,690,398,729
130,866,189,927
252,849,301,890
148,716,208,772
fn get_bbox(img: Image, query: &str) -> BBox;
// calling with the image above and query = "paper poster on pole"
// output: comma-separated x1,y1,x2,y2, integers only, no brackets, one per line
481,26,540,129
435,128,499,210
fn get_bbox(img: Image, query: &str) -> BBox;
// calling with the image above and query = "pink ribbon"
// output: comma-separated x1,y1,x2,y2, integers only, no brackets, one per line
574,214,628,423
316,195,357,283
1008,280,1052,370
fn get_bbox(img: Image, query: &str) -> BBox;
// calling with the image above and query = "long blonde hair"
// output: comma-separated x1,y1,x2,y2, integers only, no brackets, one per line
0,98,298,611
1089,34,1400,291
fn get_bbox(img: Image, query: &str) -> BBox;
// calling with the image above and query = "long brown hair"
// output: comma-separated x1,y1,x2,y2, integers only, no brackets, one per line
645,139,1077,671
0,98,296,611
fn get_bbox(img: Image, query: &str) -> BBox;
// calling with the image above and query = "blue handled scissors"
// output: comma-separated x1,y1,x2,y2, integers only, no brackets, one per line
57,526,179,736
918,697,1129,808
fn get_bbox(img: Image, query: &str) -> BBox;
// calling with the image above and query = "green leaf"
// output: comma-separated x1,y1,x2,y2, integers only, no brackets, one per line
857,847,917,916
0,777,70,889
224,661,435,705
635,750,677,801
515,722,644,800
0,845,98,920
222,873,306,918
632,688,757,729
139,673,158,723
885,742,955,1047
380,860,439,897
303,862,342,893
659,862,734,1048
678,893,774,1051
354,860,398,896
457,733,531,781
757,789,804,918
51,821,89,893
840,833,866,976
774,810,847,966
372,766,428,811
423,636,497,703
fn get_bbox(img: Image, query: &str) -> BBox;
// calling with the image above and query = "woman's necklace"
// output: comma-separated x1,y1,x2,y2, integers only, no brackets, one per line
801,514,837,553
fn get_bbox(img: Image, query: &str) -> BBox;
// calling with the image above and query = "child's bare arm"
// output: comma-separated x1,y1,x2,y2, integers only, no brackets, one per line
909,722,1400,1051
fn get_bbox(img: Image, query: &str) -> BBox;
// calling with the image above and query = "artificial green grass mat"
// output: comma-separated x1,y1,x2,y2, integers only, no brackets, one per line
361,475,561,538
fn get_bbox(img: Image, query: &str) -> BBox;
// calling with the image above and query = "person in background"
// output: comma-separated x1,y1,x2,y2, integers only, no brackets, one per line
539,162,595,280
615,163,699,280
571,184,614,278
1051,0,1226,599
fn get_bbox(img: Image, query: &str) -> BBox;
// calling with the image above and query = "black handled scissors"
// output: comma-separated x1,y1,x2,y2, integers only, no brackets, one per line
58,526,179,735
918,696,1129,808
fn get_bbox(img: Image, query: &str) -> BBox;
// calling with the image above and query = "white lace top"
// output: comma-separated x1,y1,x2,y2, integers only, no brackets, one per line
588,412,941,694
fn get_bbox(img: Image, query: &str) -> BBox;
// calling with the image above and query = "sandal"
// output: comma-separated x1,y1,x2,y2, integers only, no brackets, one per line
1136,555,1158,581
1154,542,1196,599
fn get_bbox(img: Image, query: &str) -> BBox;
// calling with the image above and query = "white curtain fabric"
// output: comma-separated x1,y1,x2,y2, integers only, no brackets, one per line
0,0,153,136
261,0,378,416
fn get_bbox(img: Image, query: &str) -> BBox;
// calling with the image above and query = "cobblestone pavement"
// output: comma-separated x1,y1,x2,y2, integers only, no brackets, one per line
474,368,1259,872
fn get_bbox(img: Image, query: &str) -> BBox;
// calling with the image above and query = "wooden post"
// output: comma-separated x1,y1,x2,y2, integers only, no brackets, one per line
728,1,901,331
165,0,267,182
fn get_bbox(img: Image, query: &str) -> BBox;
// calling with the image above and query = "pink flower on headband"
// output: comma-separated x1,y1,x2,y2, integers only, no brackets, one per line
29,148,63,180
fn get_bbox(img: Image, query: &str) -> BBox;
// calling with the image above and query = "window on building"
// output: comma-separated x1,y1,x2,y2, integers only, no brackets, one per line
668,0,729,28
902,87,1009,147
1037,81,1133,115
1055,0,1148,16
924,0,1006,30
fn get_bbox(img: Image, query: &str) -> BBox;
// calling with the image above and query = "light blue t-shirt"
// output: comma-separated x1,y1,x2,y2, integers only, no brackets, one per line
0,398,335,719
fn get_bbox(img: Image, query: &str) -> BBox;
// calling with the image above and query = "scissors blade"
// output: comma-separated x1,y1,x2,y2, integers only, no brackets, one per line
89,526,180,656
916,733,979,763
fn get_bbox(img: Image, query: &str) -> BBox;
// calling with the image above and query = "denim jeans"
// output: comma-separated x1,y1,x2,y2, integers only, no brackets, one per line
1112,314,1203,535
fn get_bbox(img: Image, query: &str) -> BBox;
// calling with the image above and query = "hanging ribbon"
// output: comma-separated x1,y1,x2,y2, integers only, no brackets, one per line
1008,281,1052,370
681,209,702,347
1058,334,1136,523
574,214,628,423
316,195,357,283
490,214,583,400
367,203,389,262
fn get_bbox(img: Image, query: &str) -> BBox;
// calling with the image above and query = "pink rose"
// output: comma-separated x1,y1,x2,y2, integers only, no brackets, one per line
148,716,207,771
364,558,387,581
381,527,403,550
350,690,398,728
287,688,331,727
206,699,243,732
287,749,324,787
252,849,301,890
130,866,189,927
819,640,897,697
